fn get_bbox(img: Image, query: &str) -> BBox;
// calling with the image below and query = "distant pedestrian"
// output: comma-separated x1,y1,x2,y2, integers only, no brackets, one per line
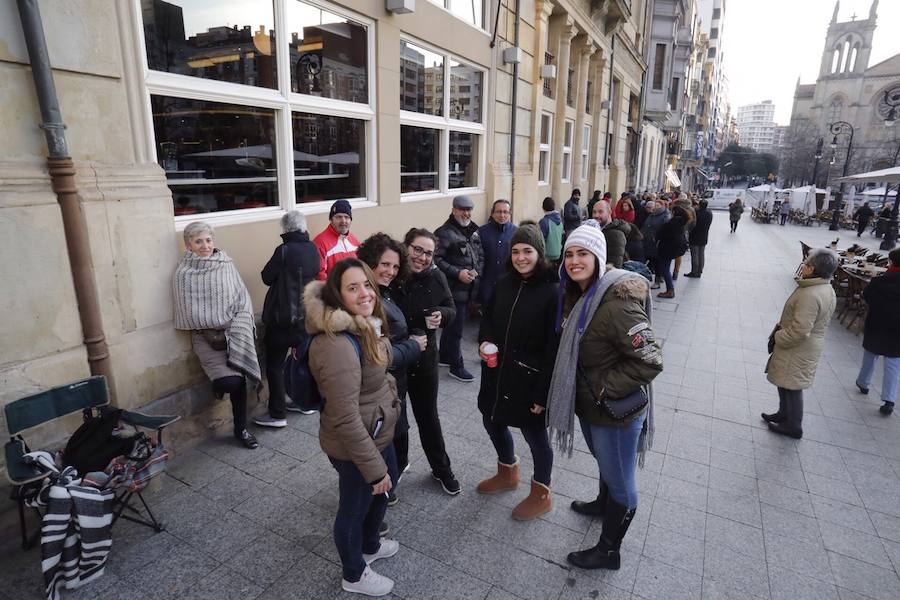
476,225,559,520
313,200,360,280
613,196,636,223
855,248,900,415
587,190,603,219
728,197,745,233
876,206,892,238
538,196,564,263
563,189,585,235
655,204,690,298
685,200,713,278
779,198,791,226
477,199,517,306
854,202,875,237
592,200,629,268
762,249,838,439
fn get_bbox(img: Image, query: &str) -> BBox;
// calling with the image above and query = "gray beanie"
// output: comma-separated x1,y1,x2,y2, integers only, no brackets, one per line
510,224,546,259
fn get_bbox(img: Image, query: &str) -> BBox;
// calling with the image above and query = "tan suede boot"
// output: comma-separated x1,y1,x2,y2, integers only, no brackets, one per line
476,458,519,494
512,479,552,521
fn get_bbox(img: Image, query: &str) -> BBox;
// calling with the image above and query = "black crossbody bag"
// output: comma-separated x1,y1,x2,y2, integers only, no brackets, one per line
577,364,648,421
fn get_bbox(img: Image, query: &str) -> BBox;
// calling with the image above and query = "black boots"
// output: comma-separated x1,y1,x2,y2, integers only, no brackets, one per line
766,390,803,439
567,498,635,570
761,393,787,424
571,481,608,517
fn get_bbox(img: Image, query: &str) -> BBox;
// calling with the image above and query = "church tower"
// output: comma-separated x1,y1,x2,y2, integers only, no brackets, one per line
818,0,877,79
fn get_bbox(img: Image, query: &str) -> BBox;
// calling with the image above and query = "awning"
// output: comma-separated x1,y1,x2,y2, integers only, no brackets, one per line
665,168,681,188
834,166,900,184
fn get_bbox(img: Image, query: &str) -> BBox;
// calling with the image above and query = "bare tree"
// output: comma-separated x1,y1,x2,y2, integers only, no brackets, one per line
779,119,819,187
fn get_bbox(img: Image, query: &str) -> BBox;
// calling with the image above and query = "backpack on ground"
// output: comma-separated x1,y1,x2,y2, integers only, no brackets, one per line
283,333,361,411
263,246,305,330
62,408,141,475
545,219,563,261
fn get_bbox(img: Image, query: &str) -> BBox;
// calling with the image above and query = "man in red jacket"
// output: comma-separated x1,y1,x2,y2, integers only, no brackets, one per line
313,200,360,280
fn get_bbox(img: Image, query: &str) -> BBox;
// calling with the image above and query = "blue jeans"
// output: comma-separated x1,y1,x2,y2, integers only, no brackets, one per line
658,258,674,292
482,415,554,485
328,444,398,582
857,350,900,403
439,300,468,369
579,413,646,509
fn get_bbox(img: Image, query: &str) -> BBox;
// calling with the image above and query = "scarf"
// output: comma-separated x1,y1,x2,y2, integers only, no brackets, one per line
546,268,655,465
173,250,261,383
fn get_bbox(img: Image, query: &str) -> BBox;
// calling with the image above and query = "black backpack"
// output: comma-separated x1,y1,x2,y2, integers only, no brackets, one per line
63,408,141,475
263,246,305,329
283,333,361,412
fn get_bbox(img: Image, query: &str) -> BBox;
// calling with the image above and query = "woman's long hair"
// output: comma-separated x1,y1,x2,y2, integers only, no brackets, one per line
321,258,388,365
561,254,602,318
357,232,409,284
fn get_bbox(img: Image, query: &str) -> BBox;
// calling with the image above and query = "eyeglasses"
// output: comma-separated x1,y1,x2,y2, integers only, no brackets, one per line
409,244,434,259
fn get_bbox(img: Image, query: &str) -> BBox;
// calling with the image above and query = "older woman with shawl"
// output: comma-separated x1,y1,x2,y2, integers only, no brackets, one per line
546,221,663,571
173,222,262,449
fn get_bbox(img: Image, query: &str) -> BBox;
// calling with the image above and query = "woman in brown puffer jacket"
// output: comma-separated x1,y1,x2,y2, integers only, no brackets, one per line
305,258,401,597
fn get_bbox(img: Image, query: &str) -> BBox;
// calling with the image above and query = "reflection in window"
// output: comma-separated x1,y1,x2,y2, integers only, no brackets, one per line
401,126,439,192
142,0,277,89
292,113,366,203
400,41,444,116
449,132,479,188
286,0,368,103
449,59,483,122
151,96,278,215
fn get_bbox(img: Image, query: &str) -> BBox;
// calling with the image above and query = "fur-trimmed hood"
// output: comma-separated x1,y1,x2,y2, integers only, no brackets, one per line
603,265,649,301
303,280,375,336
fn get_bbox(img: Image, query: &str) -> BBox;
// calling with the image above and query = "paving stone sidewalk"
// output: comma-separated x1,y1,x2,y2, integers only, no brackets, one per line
2,215,900,600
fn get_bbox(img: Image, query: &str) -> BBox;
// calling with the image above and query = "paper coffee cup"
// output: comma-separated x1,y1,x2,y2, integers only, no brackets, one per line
483,343,499,368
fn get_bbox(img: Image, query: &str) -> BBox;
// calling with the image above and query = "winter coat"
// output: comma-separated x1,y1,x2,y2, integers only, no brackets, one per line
613,203,635,223
435,216,484,304
390,265,457,372
576,271,664,427
634,201,649,229
477,267,559,428
728,201,745,222
304,281,400,483
641,210,670,259
602,220,630,268
563,198,585,233
313,225,360,281
855,205,875,227
477,219,517,305
656,213,688,260
261,230,321,336
766,278,837,391
539,211,564,261
381,284,422,401
689,207,713,246
862,270,900,357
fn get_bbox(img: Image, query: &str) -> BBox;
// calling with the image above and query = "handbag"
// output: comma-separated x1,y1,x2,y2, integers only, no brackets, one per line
577,365,648,421
767,324,781,355
201,329,227,351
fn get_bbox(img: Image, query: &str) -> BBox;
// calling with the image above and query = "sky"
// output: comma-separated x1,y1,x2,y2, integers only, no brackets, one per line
723,0,900,125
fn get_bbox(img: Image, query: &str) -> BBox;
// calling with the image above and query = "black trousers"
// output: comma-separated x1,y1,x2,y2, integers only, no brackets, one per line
777,387,804,431
212,375,247,435
264,326,302,419
406,359,452,475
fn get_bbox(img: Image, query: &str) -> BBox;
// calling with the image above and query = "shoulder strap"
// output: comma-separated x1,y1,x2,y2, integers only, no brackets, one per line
340,332,362,361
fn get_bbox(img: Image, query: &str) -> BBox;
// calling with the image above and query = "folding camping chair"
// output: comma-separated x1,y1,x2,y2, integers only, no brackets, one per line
4,376,180,550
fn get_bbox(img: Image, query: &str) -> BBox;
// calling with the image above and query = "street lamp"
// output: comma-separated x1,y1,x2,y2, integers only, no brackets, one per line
828,121,854,231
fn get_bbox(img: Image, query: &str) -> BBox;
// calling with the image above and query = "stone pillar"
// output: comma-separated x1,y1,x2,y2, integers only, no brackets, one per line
550,16,576,201
588,52,607,194
571,36,595,193
530,0,555,178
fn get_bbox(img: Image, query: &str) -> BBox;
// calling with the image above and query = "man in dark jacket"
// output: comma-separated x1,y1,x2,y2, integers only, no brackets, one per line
563,188,584,235
685,199,713,278
256,211,322,428
435,195,484,382
591,200,628,268
855,248,900,415
538,197,564,262
854,202,875,237
477,199,517,306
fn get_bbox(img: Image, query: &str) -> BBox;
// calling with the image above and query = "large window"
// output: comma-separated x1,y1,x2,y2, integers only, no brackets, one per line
653,44,666,90
399,38,486,196
430,0,483,29
539,113,552,184
580,125,591,181
562,120,574,182
141,0,375,218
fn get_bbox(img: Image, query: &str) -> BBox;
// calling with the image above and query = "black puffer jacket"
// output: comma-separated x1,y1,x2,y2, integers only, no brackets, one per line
689,207,713,246
435,216,484,304
391,266,456,372
477,267,560,428
656,212,689,260
381,285,422,401
863,270,900,357
261,230,321,332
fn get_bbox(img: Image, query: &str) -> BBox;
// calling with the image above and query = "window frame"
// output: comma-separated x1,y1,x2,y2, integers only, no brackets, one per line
562,119,574,183
580,124,591,182
538,113,553,185
427,0,487,32
399,35,487,201
134,0,378,226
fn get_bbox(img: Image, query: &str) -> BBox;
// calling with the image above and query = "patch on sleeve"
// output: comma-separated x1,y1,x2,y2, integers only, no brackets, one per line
626,322,649,336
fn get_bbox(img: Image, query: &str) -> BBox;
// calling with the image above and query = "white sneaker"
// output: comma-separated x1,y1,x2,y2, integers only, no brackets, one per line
253,415,287,428
341,566,394,597
363,539,400,565
285,401,317,415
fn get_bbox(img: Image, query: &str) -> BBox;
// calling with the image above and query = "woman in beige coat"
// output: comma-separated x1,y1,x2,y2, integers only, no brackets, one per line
762,249,838,439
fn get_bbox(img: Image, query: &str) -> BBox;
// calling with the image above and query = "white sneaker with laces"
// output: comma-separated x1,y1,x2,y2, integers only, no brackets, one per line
363,539,399,564
252,415,287,428
285,401,317,415
341,566,394,597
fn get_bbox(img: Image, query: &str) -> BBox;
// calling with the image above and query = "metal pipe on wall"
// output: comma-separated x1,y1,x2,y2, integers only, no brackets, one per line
604,36,615,169
17,0,118,402
508,0,521,213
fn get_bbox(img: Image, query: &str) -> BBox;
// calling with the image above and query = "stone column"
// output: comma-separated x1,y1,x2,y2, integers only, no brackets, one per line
571,36,595,193
588,52,607,194
530,0,555,181
550,15,576,200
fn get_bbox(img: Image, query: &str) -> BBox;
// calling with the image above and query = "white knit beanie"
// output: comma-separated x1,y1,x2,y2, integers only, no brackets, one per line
563,220,607,266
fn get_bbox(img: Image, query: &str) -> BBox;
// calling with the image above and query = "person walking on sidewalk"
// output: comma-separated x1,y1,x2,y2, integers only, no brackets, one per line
435,195,484,382
476,225,559,520
685,199,713,278
392,228,461,495
256,211,321,428
779,198,791,226
854,202,875,238
357,233,427,504
855,248,900,415
728,197,745,233
305,259,401,597
546,221,663,571
173,222,261,450
762,249,838,439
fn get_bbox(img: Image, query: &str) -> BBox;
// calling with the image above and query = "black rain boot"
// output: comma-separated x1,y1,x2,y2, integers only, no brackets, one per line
571,480,608,517
567,498,635,570
761,394,787,424
768,392,803,439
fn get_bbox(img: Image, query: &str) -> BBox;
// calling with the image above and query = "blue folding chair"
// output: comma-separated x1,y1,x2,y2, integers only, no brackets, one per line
4,376,180,550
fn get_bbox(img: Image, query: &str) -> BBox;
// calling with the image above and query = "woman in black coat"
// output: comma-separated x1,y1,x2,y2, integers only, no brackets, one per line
655,205,690,299
257,211,322,427
390,228,460,495
357,233,427,504
476,225,559,521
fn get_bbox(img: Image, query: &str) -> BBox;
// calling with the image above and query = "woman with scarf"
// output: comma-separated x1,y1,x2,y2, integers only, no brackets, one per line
304,258,401,596
546,221,663,571
475,224,559,520
173,222,261,449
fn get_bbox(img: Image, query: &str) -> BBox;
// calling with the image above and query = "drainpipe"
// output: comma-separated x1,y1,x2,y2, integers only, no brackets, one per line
17,0,117,402
508,0,521,213
604,36,616,170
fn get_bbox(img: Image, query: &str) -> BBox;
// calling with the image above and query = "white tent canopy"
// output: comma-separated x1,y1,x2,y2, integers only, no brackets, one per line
862,186,897,197
834,166,900,184
790,185,823,216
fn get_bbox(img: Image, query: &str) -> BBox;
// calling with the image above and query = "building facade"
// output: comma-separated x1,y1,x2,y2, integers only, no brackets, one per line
736,100,777,152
